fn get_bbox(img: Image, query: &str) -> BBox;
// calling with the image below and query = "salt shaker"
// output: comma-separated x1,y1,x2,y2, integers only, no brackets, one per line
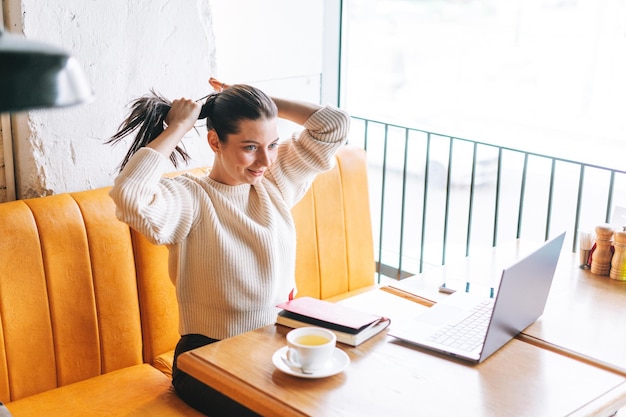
610,229,626,281
590,224,614,276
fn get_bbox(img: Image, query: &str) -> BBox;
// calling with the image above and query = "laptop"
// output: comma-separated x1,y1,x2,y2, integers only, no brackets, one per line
389,232,566,363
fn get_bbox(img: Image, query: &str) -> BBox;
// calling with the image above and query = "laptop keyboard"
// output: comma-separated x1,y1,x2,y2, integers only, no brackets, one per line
429,299,494,352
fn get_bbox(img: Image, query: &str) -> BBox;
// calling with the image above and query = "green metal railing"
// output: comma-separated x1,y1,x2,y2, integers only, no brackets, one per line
348,116,626,282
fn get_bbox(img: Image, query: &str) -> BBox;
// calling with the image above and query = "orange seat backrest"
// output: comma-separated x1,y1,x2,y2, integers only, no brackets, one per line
0,190,144,402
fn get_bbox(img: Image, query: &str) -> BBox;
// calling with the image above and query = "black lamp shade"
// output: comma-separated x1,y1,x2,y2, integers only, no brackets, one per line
0,31,93,113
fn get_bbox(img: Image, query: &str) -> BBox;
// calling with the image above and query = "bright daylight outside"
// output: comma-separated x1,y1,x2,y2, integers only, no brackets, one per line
340,0,626,279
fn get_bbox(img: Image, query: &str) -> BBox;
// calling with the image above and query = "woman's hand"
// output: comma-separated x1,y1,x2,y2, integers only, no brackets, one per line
165,98,202,131
148,98,201,157
209,77,230,92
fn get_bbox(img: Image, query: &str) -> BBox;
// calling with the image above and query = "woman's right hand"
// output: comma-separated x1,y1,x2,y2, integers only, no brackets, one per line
147,98,201,157
165,98,202,132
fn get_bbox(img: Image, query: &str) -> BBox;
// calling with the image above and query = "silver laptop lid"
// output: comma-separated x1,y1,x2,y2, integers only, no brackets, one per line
479,232,566,362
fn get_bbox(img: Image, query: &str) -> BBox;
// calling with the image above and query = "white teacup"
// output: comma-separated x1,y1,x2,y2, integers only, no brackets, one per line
285,327,336,373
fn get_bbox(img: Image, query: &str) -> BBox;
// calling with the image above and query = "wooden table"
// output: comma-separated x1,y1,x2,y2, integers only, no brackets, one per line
178,285,626,416
524,250,626,374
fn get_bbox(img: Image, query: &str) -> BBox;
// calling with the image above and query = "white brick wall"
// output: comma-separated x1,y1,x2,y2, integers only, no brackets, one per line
4,0,324,199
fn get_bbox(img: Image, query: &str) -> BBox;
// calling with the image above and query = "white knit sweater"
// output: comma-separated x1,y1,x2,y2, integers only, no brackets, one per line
110,105,350,339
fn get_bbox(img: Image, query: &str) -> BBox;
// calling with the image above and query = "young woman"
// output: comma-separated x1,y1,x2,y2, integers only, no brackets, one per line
108,78,350,415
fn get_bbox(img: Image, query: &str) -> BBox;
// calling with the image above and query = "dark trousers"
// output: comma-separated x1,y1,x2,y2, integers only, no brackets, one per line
172,334,260,417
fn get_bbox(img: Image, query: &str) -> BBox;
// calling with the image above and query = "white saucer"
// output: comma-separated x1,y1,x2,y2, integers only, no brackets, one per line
272,346,350,379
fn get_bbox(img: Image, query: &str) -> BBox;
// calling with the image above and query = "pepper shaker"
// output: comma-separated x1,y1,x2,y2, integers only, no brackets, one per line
610,229,626,281
590,224,614,276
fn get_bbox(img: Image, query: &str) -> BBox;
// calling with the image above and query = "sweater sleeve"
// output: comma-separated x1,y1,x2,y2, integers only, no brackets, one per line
268,105,351,206
109,148,196,245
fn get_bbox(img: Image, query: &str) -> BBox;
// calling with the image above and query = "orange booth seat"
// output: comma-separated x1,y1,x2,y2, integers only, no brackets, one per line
0,145,375,416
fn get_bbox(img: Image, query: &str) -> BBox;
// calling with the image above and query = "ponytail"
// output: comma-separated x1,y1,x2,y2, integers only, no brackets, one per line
107,84,276,173
106,90,202,172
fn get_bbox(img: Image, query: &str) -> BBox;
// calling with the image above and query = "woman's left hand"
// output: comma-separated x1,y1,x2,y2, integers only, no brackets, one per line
209,77,230,92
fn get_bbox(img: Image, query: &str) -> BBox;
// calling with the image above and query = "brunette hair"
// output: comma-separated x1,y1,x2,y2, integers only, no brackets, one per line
106,84,277,172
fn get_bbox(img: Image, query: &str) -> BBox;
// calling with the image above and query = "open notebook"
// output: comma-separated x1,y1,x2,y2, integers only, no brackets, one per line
389,232,565,363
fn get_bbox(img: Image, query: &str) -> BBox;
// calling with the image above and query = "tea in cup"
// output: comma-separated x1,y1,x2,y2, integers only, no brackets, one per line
285,327,336,373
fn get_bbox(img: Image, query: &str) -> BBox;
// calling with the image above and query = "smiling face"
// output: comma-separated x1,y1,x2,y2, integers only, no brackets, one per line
208,117,279,186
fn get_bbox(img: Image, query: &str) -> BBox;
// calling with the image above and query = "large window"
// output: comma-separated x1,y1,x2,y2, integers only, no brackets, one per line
340,0,626,169
337,0,626,273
